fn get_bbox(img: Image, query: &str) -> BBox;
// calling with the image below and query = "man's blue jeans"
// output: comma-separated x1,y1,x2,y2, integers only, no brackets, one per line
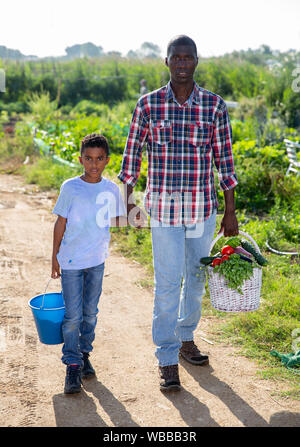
60,263,105,366
150,210,217,366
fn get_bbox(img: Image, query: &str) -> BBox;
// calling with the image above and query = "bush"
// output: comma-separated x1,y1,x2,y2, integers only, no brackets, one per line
21,157,81,190
0,134,34,162
232,139,300,214
266,200,300,251
26,91,59,128
70,100,110,116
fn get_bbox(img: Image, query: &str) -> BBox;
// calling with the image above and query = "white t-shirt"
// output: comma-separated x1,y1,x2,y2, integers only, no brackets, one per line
52,175,126,270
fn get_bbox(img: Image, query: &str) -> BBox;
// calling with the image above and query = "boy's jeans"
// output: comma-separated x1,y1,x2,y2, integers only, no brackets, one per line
150,210,217,367
60,263,105,366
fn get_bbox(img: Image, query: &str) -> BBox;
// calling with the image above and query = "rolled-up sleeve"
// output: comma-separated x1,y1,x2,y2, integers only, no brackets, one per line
212,101,238,191
118,101,149,187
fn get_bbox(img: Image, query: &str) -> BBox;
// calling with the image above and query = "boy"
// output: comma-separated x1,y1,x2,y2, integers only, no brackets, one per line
51,133,126,394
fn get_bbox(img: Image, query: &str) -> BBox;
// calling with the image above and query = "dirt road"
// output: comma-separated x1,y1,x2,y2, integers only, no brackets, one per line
0,173,299,427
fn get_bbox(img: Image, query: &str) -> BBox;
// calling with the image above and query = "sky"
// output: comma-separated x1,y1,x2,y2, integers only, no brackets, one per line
1,0,300,58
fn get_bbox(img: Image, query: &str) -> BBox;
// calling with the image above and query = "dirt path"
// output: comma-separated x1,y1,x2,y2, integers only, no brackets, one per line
0,173,299,427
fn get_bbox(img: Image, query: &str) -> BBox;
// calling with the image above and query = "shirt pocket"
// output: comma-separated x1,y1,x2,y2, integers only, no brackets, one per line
189,121,212,149
151,120,172,146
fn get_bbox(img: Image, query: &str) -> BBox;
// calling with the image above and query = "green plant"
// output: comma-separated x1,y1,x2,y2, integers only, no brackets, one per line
266,201,300,251
0,110,9,128
21,156,81,190
26,91,59,128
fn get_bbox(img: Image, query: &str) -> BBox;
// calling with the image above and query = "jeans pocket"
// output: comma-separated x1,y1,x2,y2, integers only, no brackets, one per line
186,222,205,239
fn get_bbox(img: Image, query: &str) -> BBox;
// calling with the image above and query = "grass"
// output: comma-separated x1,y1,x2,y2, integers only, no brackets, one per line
0,134,34,174
110,226,154,275
20,156,82,191
1,136,299,400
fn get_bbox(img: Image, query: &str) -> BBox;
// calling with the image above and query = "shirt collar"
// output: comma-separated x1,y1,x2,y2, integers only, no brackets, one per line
166,81,201,105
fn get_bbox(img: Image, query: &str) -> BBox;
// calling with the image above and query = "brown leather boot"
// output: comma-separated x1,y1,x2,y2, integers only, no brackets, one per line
159,364,181,392
180,340,209,365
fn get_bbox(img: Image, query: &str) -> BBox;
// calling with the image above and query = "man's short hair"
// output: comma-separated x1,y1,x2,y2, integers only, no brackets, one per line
80,133,110,156
167,35,197,57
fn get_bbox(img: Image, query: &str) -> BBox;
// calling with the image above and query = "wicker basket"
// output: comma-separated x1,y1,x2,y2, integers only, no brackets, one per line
206,231,262,312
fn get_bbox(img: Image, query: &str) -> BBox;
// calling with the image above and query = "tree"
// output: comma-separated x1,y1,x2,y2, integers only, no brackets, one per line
106,51,122,58
139,42,161,59
126,50,138,59
65,43,104,59
259,44,272,55
0,45,37,60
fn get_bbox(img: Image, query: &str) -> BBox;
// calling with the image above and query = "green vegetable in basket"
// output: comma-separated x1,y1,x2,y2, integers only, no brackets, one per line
225,237,241,248
200,255,220,266
213,253,259,294
240,240,268,266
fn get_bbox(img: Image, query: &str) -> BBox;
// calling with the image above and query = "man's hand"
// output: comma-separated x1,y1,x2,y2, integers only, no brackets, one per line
51,256,61,279
218,188,239,236
218,210,239,237
124,184,148,228
128,204,148,228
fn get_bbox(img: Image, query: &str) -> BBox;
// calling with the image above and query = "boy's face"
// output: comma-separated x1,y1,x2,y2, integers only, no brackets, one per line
79,146,110,182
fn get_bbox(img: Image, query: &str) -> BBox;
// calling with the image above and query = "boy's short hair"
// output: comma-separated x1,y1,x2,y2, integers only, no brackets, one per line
80,133,110,156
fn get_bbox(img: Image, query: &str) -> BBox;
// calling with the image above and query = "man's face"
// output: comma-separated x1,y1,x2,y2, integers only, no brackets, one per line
165,45,198,84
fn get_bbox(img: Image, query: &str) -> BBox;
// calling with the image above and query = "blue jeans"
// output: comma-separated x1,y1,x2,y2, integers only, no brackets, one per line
150,210,217,366
60,263,105,366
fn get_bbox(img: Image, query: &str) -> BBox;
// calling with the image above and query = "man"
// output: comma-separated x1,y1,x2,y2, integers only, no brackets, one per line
118,35,238,392
140,79,148,96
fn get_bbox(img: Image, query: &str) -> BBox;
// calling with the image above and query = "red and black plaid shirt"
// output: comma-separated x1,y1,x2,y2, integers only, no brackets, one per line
118,81,238,225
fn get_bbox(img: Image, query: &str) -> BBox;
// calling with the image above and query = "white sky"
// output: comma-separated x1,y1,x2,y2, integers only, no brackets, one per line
1,0,300,58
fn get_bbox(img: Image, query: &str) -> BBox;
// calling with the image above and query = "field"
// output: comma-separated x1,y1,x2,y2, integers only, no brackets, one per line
0,49,300,400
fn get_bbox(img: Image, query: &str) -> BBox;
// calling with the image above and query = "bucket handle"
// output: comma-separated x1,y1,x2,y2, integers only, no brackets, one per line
40,277,53,309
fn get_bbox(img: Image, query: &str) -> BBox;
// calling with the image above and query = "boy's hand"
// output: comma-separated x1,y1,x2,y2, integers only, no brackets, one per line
110,216,128,227
128,204,148,228
51,257,61,279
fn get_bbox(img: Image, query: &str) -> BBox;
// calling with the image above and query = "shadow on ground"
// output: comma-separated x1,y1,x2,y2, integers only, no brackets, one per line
53,377,140,427
178,359,300,427
53,364,300,427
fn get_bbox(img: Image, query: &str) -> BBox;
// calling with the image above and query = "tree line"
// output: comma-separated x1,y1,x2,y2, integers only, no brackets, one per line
0,46,299,127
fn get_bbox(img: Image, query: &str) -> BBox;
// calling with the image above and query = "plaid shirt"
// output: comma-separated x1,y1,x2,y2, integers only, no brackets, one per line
118,81,238,225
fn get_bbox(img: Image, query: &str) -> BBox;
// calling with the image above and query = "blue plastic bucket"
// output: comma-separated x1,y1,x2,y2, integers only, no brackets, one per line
28,291,65,345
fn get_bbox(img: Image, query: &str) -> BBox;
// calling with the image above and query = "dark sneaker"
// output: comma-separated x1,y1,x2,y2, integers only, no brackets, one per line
180,340,209,365
81,352,96,379
159,364,181,392
64,365,82,394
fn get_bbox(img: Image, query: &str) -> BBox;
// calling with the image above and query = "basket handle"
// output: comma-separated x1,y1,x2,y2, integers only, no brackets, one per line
209,230,261,256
